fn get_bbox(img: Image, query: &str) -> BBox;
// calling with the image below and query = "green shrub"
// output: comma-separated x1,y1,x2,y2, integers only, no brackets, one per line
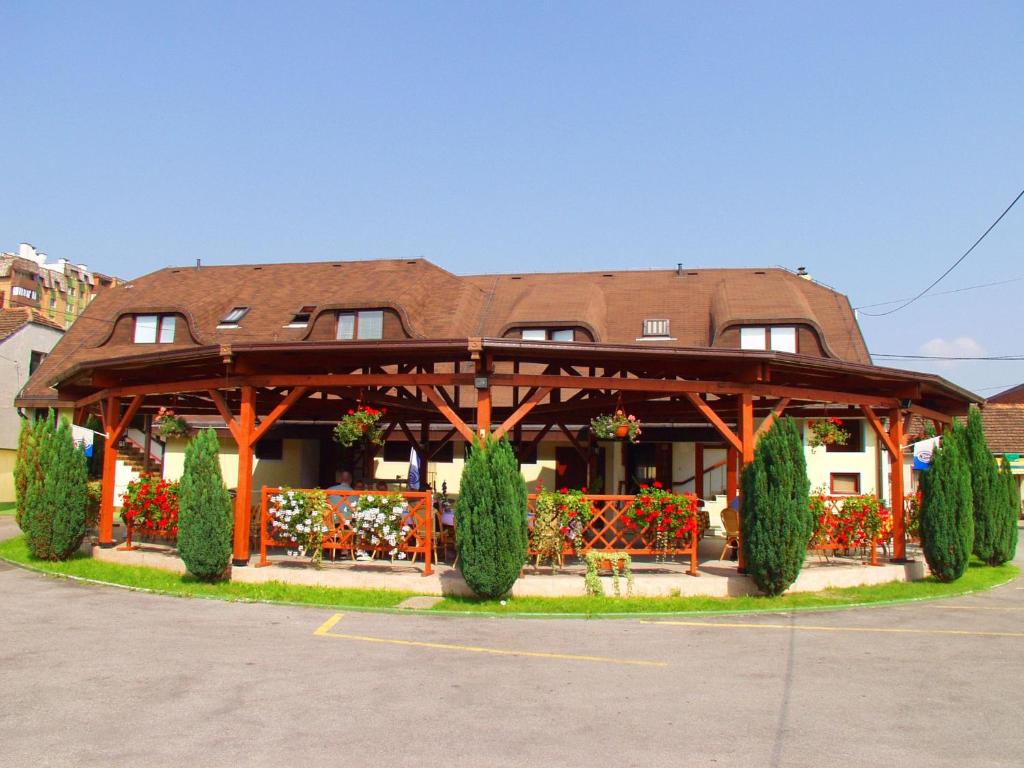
455,436,528,598
19,411,89,560
740,417,812,596
919,422,973,582
13,416,37,528
965,408,1003,565
177,428,233,581
994,456,1020,565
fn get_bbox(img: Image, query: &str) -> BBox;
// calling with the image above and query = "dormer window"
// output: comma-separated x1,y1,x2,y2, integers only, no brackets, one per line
134,314,176,344
336,309,384,340
642,319,670,337
520,328,575,342
218,306,249,328
740,326,797,353
286,305,317,328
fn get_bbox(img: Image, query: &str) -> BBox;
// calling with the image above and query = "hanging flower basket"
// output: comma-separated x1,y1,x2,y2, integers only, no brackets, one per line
153,407,189,439
333,405,386,447
590,410,641,443
807,417,849,449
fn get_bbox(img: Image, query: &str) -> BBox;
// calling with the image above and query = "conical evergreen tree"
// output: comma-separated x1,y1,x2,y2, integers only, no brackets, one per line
919,422,973,582
455,436,528,598
177,429,233,581
965,408,1002,564
21,411,56,559
45,416,90,559
992,456,1020,565
13,416,35,529
740,417,813,596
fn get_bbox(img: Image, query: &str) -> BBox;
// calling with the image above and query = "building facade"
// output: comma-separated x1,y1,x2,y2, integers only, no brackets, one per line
0,308,64,501
0,243,120,329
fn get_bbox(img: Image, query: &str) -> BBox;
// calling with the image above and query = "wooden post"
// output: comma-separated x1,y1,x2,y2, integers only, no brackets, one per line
889,406,907,561
98,396,120,546
736,392,755,572
475,369,491,440
726,447,738,503
232,386,256,565
694,443,704,500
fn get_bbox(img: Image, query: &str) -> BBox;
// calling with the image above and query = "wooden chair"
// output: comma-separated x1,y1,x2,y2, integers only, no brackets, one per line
719,506,740,560
322,509,355,562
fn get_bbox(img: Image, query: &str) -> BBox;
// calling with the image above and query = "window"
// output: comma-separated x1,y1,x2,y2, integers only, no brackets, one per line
770,326,797,353
134,314,176,344
830,473,861,495
13,286,37,300
825,419,864,453
29,350,46,374
642,319,670,337
219,306,249,327
255,439,283,461
740,326,798,352
740,327,767,350
520,328,575,341
287,305,317,328
336,310,384,340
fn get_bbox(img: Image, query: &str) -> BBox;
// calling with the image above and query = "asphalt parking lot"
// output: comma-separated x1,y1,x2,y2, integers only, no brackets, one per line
1,531,1021,768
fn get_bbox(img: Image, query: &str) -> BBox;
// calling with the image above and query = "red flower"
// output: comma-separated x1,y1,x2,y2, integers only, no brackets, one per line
652,481,662,489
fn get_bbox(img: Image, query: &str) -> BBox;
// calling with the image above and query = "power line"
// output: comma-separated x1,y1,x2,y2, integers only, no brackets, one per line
854,274,1024,310
859,186,1024,317
872,354,1024,360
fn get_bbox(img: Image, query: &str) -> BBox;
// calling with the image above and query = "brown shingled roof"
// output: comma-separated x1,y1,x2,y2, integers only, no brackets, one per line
21,258,876,402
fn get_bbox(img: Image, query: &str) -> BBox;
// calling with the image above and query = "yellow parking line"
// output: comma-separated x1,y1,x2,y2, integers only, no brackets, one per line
313,613,666,666
920,604,1024,612
641,620,1024,639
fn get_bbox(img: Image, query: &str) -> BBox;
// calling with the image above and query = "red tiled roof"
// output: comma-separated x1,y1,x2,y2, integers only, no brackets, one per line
0,307,64,342
988,383,1024,405
981,405,1024,454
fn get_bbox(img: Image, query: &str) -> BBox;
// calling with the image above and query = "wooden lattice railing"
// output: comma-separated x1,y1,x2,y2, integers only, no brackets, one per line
526,494,699,576
809,495,888,566
258,487,434,575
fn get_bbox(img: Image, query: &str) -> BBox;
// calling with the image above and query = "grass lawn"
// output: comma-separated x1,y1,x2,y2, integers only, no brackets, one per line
0,536,413,609
433,559,1019,615
0,501,16,515
0,534,1016,617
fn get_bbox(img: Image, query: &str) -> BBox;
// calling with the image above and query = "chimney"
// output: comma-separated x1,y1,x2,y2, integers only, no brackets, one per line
195,258,201,271
797,266,811,280
676,263,683,276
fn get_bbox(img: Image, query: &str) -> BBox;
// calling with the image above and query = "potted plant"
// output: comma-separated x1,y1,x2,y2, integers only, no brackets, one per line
153,407,189,439
120,475,181,540
624,481,698,559
268,488,330,568
807,417,849,449
349,492,412,561
590,410,641,443
333,405,386,447
531,485,595,569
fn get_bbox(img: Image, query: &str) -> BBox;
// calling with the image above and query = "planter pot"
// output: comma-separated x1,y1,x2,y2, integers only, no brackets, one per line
615,424,630,439
599,558,626,573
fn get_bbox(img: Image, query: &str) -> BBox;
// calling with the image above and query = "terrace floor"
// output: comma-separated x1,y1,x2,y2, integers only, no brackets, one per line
93,527,929,598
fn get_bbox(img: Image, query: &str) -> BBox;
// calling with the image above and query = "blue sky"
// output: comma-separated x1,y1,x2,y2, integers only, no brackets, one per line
1,1,1021,394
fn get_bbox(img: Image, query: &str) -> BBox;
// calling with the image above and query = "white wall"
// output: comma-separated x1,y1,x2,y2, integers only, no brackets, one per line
0,322,64,450
801,418,882,496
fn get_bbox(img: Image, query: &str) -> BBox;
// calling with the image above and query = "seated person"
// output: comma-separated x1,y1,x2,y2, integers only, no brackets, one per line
326,470,355,513
374,480,389,492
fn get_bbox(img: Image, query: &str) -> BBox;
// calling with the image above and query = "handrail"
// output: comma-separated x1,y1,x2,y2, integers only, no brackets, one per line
673,459,729,489
258,486,434,576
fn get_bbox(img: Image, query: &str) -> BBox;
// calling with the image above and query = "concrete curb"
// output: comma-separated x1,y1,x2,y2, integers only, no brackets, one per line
1,549,1017,621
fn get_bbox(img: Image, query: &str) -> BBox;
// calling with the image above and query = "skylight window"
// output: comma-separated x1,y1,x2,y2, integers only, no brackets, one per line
218,306,250,328
642,319,670,337
286,305,317,328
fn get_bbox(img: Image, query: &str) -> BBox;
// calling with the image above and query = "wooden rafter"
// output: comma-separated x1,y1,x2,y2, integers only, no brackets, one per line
860,405,899,457
251,386,309,446
207,389,242,443
493,387,552,439
418,385,476,443
684,392,742,452
755,398,791,438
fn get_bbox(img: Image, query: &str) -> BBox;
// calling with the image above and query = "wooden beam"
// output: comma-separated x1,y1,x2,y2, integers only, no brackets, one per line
738,393,754,465
418,385,476,443
427,427,457,461
860,405,899,457
889,406,907,561
493,387,552,439
250,386,309,446
907,403,953,425
207,389,241,443
232,386,256,565
755,398,790,438
518,423,553,463
557,423,587,462
684,393,742,452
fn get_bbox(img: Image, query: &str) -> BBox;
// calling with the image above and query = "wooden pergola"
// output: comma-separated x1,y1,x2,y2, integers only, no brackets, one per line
52,337,976,566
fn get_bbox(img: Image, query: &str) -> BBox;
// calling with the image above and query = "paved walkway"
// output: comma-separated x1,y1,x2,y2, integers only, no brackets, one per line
0,520,1021,767
92,531,928,597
